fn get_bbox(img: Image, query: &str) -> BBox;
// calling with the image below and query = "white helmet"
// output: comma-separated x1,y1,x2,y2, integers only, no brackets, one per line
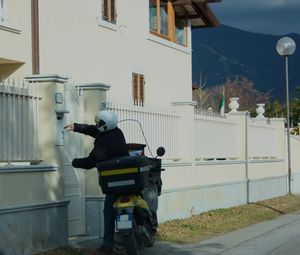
94,110,118,132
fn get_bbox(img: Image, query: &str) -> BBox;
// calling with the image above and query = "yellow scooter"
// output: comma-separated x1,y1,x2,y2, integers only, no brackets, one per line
97,146,165,255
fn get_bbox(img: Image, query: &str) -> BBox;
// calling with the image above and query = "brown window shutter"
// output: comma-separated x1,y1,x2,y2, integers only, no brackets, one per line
102,0,108,21
132,73,139,106
110,0,116,23
139,75,145,106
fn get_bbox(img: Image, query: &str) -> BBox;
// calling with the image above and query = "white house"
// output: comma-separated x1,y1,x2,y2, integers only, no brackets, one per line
0,1,226,254
35,0,221,107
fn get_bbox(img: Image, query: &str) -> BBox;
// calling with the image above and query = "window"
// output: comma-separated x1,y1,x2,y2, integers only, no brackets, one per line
0,0,8,24
102,0,116,24
132,73,145,106
149,0,187,46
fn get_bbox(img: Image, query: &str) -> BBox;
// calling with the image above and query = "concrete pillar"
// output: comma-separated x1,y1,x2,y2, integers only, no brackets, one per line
25,74,69,167
79,83,110,128
25,74,69,200
78,83,111,197
226,111,248,161
171,101,196,161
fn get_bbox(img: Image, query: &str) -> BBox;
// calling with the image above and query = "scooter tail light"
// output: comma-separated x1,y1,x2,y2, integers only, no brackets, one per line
120,197,130,203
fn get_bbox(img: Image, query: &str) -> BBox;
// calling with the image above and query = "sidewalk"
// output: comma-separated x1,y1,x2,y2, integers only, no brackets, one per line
70,210,300,255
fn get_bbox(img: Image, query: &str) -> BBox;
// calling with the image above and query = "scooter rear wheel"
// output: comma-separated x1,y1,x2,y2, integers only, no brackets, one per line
147,233,155,247
123,220,142,255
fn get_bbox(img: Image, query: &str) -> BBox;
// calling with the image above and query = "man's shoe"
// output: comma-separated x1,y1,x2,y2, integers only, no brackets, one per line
96,244,113,254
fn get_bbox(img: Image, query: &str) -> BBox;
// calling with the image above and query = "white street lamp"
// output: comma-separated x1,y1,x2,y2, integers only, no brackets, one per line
276,37,296,194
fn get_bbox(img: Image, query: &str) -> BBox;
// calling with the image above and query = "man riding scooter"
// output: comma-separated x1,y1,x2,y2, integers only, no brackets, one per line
64,110,128,255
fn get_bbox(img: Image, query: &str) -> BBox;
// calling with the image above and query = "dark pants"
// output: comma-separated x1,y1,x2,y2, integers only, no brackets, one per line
103,194,116,246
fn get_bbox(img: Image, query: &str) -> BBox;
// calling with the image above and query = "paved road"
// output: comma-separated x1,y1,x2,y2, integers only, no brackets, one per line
73,211,300,255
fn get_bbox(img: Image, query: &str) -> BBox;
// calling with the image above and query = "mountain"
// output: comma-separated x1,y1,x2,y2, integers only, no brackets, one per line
192,25,300,101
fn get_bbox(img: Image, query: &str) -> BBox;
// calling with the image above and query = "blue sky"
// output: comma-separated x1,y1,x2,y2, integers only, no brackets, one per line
210,0,300,35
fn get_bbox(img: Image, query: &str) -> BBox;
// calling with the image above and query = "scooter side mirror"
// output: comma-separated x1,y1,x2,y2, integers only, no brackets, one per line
156,147,165,157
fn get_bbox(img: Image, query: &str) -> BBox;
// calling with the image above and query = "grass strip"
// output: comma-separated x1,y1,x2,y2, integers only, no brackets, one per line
157,194,300,243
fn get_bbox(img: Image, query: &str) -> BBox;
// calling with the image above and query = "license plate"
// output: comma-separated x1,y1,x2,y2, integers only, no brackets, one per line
116,214,133,230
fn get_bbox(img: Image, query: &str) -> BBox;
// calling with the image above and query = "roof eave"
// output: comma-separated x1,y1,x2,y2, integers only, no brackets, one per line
172,0,222,29
191,0,221,28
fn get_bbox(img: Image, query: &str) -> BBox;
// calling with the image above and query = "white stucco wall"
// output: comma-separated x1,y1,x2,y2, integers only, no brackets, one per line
0,0,32,78
38,0,192,107
161,163,246,191
291,136,300,172
291,136,300,193
0,169,62,207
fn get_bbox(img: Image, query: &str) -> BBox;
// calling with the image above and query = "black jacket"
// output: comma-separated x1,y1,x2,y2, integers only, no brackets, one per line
72,123,129,169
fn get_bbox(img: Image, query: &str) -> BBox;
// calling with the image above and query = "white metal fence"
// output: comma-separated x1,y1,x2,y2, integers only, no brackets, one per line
0,80,40,162
194,113,240,160
106,101,283,161
194,113,281,161
248,120,278,158
106,101,182,159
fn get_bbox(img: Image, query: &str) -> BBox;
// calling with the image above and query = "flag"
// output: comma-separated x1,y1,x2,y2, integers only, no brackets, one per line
219,87,225,117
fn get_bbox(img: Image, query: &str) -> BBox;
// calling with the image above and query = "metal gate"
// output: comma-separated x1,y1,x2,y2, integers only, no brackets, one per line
63,84,86,237
0,80,40,163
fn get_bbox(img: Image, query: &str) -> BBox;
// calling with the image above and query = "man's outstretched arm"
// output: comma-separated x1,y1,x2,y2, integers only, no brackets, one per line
64,123,98,138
